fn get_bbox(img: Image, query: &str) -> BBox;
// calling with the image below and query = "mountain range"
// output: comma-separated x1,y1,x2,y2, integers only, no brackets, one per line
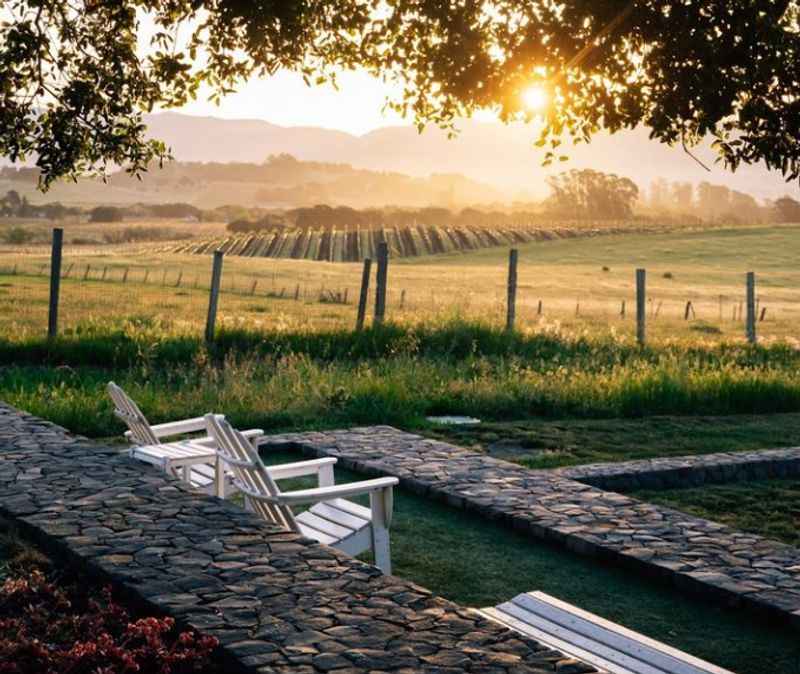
145,112,800,201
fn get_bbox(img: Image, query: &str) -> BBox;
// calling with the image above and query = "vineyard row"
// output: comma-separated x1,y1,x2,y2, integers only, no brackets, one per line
165,222,668,262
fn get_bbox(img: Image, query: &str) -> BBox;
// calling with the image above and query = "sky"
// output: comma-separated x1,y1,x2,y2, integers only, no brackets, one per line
181,70,407,135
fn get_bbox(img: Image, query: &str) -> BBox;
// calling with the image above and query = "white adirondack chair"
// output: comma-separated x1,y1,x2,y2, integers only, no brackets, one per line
107,382,263,496
205,414,399,574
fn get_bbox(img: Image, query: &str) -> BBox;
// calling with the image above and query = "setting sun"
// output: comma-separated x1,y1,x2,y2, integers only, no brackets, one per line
522,85,548,112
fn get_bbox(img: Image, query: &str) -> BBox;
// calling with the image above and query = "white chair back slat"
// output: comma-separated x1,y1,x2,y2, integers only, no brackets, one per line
210,415,290,528
107,382,159,446
205,414,299,533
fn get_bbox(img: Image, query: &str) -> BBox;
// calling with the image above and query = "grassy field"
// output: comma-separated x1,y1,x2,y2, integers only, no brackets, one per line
3,322,800,441
633,478,800,547
426,413,800,469
2,222,800,672
269,452,800,674
1,222,800,341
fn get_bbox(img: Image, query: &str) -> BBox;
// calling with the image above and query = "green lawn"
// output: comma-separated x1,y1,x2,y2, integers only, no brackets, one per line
5,322,800,444
423,413,800,469
266,450,800,674
632,478,800,548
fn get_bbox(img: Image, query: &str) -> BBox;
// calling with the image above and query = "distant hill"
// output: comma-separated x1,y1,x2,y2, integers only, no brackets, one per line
5,112,798,207
145,113,800,200
2,153,507,209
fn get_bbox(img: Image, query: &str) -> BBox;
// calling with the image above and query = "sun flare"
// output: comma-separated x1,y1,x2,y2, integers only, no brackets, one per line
522,85,548,112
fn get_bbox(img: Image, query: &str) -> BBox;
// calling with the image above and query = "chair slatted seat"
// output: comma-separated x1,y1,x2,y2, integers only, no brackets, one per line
205,414,399,573
478,592,734,674
107,382,263,497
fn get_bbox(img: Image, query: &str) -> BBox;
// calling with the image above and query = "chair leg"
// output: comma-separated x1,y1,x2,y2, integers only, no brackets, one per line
215,457,226,499
372,525,392,575
369,490,392,574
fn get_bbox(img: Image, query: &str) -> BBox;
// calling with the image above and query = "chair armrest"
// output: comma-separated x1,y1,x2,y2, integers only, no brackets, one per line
275,477,398,506
149,417,208,438
188,428,264,448
267,457,338,481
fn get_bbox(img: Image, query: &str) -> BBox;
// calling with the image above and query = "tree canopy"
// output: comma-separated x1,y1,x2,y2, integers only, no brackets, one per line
546,169,639,218
2,1,799,188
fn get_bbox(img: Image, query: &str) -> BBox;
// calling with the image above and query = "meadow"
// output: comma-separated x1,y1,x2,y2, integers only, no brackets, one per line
2,221,800,342
2,221,800,441
3,220,800,674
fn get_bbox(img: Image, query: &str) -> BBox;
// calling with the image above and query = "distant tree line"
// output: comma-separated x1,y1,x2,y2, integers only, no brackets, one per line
226,205,560,233
0,190,80,219
646,178,800,223
0,192,206,223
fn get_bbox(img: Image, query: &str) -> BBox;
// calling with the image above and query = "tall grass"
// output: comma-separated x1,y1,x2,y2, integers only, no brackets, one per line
2,318,800,438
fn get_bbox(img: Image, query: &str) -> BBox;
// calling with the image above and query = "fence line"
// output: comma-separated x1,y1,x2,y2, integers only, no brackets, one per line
1,229,794,343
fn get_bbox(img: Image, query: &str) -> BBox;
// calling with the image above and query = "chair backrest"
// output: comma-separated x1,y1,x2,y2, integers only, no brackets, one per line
107,382,159,446
204,414,299,533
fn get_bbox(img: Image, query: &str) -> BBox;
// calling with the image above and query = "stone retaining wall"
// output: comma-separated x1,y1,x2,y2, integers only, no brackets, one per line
553,447,800,492
0,403,593,674
262,427,800,629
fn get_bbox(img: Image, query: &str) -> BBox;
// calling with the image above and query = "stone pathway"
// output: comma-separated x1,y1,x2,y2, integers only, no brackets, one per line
262,426,800,628
0,403,594,674
554,447,800,492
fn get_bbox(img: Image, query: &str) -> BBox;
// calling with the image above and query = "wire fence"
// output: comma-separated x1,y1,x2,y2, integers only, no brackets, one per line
2,229,800,344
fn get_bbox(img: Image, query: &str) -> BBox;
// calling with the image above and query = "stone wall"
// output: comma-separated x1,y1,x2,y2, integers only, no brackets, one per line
262,426,800,629
554,447,800,492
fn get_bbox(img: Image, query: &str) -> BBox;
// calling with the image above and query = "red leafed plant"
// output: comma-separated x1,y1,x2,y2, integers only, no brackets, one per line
0,570,219,674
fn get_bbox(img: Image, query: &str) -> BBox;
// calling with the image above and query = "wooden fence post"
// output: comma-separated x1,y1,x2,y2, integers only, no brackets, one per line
175,271,182,287
636,268,646,345
143,269,150,284
356,258,372,330
746,271,756,344
506,248,518,331
400,289,406,309
47,228,63,339
374,242,388,325
64,263,74,278
205,251,224,343
538,299,543,316
620,300,625,318
102,266,107,281
122,267,130,284
83,264,91,280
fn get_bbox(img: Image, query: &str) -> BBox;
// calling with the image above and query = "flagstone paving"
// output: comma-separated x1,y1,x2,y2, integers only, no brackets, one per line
554,446,800,492
0,402,594,674
261,426,800,628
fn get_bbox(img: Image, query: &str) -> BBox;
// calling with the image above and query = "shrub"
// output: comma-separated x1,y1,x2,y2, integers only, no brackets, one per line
2,226,35,245
102,227,193,244
146,203,202,219
663,271,674,279
690,321,723,335
227,213,286,233
3,227,32,245
89,206,125,223
0,569,219,674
